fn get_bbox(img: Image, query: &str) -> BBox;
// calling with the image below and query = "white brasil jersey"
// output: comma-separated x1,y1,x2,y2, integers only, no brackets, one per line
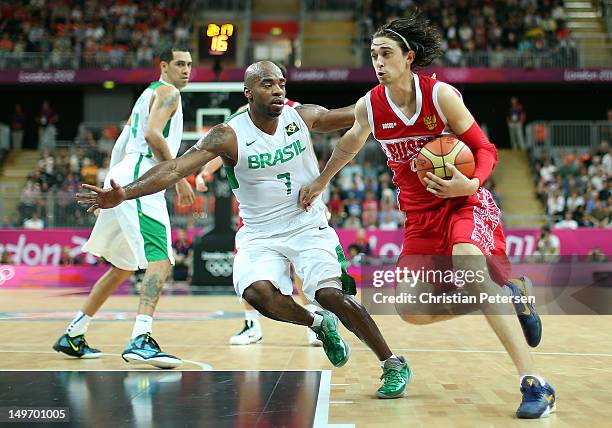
125,80,183,159
82,80,184,270
223,105,327,235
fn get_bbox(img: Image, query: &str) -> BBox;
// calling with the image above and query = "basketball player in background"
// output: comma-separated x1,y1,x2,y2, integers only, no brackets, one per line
53,46,195,369
195,63,323,346
299,13,556,419
77,61,411,399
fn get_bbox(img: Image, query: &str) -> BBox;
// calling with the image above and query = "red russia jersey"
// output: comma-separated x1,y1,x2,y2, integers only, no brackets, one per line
365,74,460,213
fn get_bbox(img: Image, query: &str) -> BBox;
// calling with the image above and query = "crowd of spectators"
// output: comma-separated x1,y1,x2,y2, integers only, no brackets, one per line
532,140,611,229
1,0,577,70
16,124,117,228
359,0,575,67
0,0,193,69
10,121,211,229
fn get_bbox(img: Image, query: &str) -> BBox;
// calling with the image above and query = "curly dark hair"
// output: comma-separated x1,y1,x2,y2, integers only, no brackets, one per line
372,11,443,71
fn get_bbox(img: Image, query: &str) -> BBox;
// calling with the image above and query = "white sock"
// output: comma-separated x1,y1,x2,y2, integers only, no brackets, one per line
380,354,399,367
245,310,260,324
305,303,319,312
131,314,153,339
66,311,91,337
311,312,323,328
520,374,547,386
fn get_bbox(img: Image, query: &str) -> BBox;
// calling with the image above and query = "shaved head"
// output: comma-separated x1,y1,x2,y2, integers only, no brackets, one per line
243,60,286,119
244,61,283,89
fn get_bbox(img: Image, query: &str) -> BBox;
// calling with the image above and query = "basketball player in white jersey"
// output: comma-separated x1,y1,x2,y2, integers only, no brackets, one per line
53,46,194,369
78,61,410,399
195,63,323,347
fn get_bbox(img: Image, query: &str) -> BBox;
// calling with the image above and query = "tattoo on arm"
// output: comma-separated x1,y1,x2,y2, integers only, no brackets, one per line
157,92,179,111
194,123,235,160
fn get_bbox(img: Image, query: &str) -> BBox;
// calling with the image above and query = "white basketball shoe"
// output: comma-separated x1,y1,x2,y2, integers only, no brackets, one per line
229,320,263,345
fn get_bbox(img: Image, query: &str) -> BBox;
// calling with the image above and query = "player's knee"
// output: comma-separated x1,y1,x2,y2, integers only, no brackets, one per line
452,243,484,257
399,314,438,324
395,300,435,324
452,243,491,287
146,259,172,278
110,266,133,279
316,287,366,318
314,284,344,308
242,281,273,311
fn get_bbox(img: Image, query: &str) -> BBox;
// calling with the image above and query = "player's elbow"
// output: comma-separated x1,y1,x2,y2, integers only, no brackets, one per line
213,123,233,139
205,123,234,151
488,142,499,164
144,129,163,147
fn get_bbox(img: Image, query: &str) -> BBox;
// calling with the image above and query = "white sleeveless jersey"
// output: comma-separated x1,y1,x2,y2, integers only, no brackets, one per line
125,80,183,160
225,106,327,235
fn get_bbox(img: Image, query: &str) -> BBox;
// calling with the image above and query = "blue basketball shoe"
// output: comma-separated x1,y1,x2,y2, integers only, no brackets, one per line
517,376,556,418
121,333,182,369
506,276,542,347
53,334,102,359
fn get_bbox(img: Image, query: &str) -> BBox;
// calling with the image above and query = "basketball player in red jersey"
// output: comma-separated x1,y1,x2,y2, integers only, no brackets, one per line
300,13,555,419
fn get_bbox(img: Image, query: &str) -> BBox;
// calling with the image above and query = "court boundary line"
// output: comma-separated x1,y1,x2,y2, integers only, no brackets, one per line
314,370,355,428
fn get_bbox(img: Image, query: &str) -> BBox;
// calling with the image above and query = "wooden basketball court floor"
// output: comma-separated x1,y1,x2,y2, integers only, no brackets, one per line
1,289,611,427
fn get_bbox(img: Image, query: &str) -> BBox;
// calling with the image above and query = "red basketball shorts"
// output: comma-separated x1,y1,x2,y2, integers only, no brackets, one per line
400,188,510,286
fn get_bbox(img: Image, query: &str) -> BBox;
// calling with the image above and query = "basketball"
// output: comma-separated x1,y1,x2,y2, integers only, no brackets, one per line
415,135,475,186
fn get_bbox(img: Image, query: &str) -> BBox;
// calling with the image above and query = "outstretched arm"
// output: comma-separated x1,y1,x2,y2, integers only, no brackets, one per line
299,97,371,209
77,124,237,211
296,103,355,133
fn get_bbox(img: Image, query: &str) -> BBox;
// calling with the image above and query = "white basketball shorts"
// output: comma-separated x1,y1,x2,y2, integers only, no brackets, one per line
233,221,352,302
82,153,174,271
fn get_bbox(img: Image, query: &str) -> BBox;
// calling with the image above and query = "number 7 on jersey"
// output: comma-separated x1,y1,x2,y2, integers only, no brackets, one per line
276,172,291,195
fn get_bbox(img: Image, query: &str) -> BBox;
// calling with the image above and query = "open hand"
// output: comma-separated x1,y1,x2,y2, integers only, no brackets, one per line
299,178,326,211
76,179,127,213
195,171,208,192
423,163,479,198
176,178,195,207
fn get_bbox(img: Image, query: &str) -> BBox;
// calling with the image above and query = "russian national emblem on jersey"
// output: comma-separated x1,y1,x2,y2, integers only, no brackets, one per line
423,114,437,131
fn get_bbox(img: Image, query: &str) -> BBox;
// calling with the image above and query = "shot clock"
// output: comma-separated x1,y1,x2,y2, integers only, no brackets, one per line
200,22,237,60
